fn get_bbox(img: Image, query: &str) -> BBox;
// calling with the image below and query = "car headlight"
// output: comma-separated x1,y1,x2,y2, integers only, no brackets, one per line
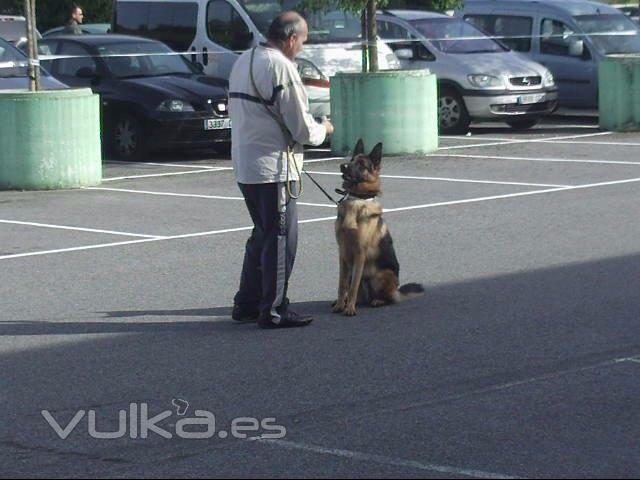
467,74,504,89
157,100,195,112
543,70,555,87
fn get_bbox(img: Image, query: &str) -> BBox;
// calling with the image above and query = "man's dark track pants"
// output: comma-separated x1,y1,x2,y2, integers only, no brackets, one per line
234,182,298,323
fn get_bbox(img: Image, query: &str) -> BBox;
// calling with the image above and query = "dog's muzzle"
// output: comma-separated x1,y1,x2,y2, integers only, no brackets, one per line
340,163,359,186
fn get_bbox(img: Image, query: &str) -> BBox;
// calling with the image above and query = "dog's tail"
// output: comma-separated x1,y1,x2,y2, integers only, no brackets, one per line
392,283,425,303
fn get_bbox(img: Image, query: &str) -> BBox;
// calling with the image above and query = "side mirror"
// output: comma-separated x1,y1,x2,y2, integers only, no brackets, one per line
569,38,584,57
394,48,414,60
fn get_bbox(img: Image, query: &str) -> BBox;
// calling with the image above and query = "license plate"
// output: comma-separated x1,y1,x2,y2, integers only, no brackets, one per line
204,118,231,130
518,93,545,105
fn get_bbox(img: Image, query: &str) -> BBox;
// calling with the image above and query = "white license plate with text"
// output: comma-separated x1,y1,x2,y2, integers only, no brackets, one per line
204,118,231,130
517,94,545,105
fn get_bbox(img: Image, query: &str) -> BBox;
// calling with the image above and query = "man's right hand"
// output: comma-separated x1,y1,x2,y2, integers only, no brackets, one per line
322,119,334,136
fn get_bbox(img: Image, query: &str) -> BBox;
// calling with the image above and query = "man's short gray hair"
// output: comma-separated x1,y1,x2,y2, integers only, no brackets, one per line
267,12,305,44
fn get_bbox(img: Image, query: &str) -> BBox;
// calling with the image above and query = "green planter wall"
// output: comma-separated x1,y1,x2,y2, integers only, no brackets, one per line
599,54,640,132
330,70,438,155
0,88,102,190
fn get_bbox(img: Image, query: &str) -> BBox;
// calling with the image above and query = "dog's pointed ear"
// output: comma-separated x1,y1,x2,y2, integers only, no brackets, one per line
369,142,383,168
353,139,365,158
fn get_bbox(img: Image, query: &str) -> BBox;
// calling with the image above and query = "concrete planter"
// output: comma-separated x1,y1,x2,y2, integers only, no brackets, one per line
0,88,102,190
330,69,438,155
599,54,640,132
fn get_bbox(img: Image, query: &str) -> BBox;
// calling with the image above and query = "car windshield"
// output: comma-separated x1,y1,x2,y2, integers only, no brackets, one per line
238,0,362,43
574,14,640,54
0,38,29,77
98,42,197,78
411,18,505,54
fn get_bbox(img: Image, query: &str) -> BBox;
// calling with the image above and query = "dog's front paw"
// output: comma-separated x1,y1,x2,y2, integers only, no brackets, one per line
332,299,346,313
371,299,386,308
343,304,357,316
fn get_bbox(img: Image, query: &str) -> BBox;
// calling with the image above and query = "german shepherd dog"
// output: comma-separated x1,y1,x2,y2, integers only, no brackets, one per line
333,139,425,316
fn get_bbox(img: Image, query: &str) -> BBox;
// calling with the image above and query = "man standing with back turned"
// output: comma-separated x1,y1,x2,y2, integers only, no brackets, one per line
228,12,334,329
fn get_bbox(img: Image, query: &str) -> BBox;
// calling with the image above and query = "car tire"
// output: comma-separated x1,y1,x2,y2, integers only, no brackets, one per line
110,114,147,160
506,119,540,130
439,87,471,135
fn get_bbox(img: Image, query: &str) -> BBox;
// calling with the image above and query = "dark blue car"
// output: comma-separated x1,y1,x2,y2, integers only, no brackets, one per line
39,34,230,159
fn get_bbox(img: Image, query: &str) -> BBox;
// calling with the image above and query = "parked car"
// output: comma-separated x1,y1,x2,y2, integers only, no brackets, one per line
459,0,640,109
377,10,558,133
0,37,67,90
39,35,231,159
42,23,112,37
0,15,41,48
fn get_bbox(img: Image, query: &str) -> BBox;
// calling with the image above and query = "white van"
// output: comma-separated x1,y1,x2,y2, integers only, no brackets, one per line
112,0,400,81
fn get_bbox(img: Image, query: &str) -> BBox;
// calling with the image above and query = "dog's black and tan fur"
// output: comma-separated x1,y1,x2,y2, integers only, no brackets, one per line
333,139,424,316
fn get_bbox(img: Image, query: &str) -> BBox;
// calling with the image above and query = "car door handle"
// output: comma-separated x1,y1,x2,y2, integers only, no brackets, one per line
191,46,196,64
203,47,208,66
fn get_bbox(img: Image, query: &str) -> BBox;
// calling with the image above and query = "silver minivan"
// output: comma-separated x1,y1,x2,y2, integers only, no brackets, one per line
377,10,558,134
460,0,640,109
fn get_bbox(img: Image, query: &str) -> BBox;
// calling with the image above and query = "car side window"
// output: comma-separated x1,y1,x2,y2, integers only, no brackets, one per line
377,20,411,40
57,43,98,77
464,14,533,52
540,18,575,56
207,0,252,51
115,2,198,52
377,20,434,61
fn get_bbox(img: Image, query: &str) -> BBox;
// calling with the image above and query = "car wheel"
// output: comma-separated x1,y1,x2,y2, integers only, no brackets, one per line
439,87,471,135
111,114,147,160
506,119,540,130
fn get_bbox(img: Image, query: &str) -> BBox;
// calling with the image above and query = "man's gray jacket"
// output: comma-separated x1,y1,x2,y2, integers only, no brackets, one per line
228,44,327,184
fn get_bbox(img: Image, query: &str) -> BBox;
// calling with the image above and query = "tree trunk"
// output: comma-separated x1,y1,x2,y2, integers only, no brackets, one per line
361,9,368,73
24,0,40,91
366,0,378,72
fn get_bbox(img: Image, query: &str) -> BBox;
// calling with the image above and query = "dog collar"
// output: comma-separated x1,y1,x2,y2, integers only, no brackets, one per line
335,188,378,202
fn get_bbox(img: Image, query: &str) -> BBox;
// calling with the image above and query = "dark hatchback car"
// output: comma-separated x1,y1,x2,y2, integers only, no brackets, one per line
39,35,230,159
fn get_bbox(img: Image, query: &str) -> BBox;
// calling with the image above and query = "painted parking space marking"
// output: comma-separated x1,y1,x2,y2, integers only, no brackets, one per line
0,219,162,239
3,175,640,262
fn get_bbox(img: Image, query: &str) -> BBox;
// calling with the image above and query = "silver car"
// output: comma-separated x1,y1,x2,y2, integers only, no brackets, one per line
377,10,558,134
0,38,67,91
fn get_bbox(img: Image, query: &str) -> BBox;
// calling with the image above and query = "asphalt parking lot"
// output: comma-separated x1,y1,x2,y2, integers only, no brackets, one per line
2,116,640,478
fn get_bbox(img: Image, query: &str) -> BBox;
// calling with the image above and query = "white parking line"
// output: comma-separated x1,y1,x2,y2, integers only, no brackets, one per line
103,167,230,181
383,176,640,213
3,175,640,262
86,187,336,208
437,131,612,151
534,139,640,147
0,219,162,239
252,438,518,479
304,170,571,188
432,153,640,167
106,160,228,170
